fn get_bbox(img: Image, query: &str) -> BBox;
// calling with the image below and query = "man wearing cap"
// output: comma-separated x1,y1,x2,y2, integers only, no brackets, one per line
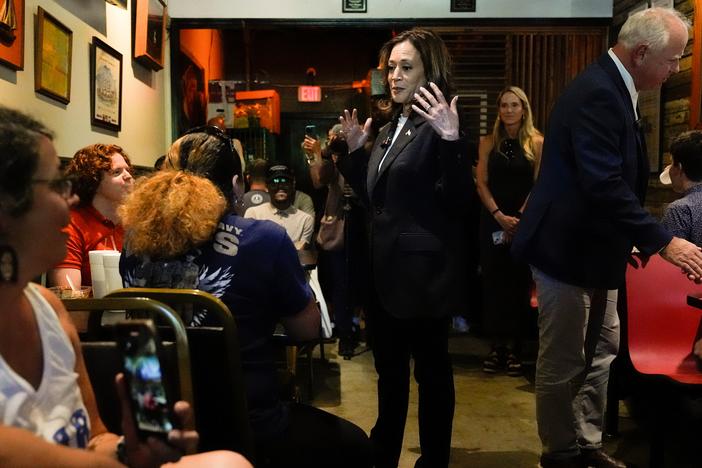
244,165,314,250
660,130,702,247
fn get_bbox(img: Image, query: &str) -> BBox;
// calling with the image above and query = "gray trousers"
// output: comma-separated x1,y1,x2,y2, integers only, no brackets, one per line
531,266,620,457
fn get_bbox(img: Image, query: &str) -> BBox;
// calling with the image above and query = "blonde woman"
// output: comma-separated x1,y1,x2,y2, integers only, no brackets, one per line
476,86,543,376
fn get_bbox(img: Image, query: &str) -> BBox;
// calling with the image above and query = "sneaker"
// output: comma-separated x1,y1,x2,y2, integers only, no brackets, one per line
452,316,470,333
506,352,523,377
482,349,504,373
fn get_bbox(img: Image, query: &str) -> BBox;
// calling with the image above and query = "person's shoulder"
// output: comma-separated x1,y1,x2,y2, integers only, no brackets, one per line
225,212,286,238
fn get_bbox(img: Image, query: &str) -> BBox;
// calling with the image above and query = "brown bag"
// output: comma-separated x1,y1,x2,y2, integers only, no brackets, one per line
316,176,345,251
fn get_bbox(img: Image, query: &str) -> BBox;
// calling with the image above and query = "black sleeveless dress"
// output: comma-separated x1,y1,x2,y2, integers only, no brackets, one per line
479,138,535,339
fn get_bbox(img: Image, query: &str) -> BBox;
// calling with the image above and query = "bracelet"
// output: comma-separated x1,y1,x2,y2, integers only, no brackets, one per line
491,208,500,215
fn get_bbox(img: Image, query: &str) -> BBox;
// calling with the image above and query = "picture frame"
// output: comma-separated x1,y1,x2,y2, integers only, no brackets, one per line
450,0,476,12
342,0,366,13
134,0,166,70
90,37,123,131
34,7,72,104
0,0,24,70
690,0,702,129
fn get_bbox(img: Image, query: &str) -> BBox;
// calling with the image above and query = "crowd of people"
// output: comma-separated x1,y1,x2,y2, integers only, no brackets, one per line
2,6,702,468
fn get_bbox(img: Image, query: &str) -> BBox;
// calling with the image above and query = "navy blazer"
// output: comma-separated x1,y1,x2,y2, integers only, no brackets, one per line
512,53,671,289
338,112,473,319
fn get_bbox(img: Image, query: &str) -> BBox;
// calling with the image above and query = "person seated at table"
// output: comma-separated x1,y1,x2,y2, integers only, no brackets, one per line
659,130,702,247
244,165,314,250
241,158,271,212
0,106,250,468
118,126,372,468
49,143,133,288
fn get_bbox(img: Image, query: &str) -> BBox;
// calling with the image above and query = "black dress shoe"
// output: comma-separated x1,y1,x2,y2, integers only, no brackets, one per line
579,449,627,468
540,454,585,468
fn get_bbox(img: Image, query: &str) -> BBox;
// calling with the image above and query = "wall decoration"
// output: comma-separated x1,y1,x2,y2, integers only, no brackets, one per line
105,0,128,9
134,0,166,70
34,7,72,104
450,0,476,12
342,0,366,13
0,0,23,70
176,49,206,135
91,37,122,131
691,0,702,129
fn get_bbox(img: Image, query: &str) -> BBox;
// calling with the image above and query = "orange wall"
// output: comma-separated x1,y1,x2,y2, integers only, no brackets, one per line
179,29,224,102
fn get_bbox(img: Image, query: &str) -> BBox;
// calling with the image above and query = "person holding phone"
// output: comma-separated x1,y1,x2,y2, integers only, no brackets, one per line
476,86,543,376
338,28,474,467
0,106,250,467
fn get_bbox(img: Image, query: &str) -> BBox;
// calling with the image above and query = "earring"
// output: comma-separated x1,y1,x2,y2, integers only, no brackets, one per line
0,245,18,283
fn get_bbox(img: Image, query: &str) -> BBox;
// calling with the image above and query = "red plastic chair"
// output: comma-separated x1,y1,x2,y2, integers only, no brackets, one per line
626,255,702,384
624,255,702,466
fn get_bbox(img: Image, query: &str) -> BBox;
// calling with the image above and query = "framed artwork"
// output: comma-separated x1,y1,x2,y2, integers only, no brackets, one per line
342,0,366,13
691,0,702,129
134,0,166,70
450,0,476,12
176,49,206,135
0,0,24,70
34,7,72,104
90,37,122,131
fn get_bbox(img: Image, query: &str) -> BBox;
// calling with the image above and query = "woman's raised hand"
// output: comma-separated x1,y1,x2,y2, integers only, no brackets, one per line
412,82,459,141
339,109,372,153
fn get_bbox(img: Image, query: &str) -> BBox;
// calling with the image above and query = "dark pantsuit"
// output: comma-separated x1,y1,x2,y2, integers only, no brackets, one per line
368,294,455,468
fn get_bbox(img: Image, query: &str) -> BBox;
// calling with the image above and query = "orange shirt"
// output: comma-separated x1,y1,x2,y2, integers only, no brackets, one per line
54,205,124,285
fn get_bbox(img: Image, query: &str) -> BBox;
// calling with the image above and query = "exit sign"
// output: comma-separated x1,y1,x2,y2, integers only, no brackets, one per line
298,86,322,102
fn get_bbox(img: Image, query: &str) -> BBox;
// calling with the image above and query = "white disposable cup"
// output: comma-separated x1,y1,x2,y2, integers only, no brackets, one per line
88,250,113,298
101,251,123,295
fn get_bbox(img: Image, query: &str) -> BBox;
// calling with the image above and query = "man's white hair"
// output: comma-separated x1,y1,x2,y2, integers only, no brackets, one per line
618,7,690,53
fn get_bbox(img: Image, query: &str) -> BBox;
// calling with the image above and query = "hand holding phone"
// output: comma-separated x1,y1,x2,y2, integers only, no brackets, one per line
116,320,176,441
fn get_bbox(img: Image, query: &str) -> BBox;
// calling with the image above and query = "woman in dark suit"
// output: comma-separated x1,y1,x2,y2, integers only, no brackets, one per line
338,28,473,468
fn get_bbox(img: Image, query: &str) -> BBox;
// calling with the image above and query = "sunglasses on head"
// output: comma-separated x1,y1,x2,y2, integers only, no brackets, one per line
180,125,236,170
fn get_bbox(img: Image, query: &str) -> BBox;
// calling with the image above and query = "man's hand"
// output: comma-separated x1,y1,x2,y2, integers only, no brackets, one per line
660,237,702,283
301,136,321,161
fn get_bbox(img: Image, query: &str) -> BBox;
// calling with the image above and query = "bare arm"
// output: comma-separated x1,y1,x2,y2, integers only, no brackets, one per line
0,425,122,468
280,297,320,342
48,267,82,288
518,134,544,213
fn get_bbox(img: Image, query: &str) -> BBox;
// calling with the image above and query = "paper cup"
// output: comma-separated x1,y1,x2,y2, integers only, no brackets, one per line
102,251,123,294
89,250,113,298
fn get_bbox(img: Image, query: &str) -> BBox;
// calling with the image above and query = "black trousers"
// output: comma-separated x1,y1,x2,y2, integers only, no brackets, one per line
368,298,455,468
255,403,372,468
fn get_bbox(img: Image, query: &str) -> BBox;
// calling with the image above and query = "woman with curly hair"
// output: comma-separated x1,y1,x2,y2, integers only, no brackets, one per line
49,144,133,288
476,86,543,376
119,126,372,468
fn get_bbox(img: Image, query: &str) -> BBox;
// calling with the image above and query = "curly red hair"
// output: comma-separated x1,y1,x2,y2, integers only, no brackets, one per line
66,144,131,206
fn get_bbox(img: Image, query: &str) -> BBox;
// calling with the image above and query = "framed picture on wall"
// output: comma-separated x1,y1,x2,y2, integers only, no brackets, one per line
90,37,122,131
34,7,72,104
342,0,366,13
0,0,24,70
134,0,166,70
691,0,702,129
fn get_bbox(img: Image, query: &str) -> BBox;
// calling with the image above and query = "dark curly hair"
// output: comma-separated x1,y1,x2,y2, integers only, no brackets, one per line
0,106,54,218
65,144,132,207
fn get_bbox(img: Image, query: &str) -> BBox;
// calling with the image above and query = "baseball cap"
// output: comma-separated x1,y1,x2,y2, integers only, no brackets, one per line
659,164,672,185
268,165,293,184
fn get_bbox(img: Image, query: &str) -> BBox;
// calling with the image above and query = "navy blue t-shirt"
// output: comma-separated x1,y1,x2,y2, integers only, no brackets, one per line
120,213,312,437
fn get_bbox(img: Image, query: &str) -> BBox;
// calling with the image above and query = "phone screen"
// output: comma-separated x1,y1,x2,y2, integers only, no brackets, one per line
117,320,174,438
305,125,316,137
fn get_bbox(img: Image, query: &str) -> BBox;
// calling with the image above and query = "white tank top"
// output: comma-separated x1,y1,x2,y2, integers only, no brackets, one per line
0,283,91,448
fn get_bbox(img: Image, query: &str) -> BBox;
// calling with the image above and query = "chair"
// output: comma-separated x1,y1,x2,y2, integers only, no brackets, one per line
105,288,254,460
623,255,702,465
62,297,192,434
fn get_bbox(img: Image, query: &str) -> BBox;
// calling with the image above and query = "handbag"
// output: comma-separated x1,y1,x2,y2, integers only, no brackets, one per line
316,176,345,251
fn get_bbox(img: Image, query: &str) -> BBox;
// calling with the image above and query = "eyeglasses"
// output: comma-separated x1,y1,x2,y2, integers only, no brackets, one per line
31,176,74,199
181,125,236,169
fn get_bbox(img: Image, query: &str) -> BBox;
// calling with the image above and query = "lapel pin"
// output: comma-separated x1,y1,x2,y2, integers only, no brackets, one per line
405,129,412,136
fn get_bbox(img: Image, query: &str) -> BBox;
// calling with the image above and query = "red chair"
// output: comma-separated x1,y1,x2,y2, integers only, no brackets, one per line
626,255,702,384
624,254,702,466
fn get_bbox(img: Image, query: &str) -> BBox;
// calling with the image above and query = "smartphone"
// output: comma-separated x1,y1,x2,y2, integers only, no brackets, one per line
115,320,175,440
305,124,317,138
492,230,506,245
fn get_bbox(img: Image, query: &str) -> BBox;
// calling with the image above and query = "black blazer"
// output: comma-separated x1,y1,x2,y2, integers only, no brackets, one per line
512,53,671,289
338,112,473,319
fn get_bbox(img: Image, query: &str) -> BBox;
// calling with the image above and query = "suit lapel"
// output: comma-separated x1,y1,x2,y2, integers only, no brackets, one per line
367,116,422,198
